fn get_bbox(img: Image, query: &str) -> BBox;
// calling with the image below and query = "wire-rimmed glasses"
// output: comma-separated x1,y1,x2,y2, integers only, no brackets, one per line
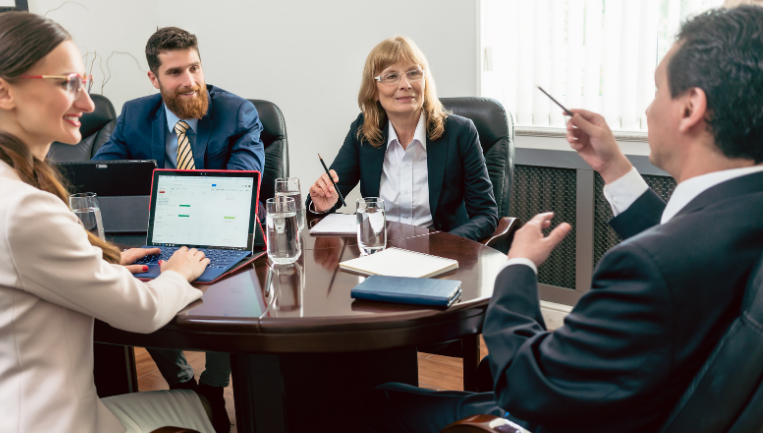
374,69,426,85
18,73,94,98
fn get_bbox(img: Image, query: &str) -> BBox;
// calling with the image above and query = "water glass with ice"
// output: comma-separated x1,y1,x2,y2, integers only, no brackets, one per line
274,177,305,232
69,192,105,240
356,197,386,255
266,196,302,264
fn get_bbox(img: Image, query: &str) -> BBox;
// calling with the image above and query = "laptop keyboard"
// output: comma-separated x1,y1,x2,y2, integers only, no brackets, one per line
133,247,248,269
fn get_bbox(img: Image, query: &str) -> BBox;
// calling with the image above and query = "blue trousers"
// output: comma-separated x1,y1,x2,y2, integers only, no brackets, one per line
147,348,230,388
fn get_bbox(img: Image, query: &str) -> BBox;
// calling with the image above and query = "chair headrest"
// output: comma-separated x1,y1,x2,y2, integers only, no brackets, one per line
80,94,116,139
248,99,287,147
440,97,512,151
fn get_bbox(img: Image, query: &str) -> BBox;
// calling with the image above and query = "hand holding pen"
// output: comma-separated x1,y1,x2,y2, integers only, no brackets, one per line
309,153,347,212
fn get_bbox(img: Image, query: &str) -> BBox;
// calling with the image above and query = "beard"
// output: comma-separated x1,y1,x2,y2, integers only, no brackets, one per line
161,81,209,119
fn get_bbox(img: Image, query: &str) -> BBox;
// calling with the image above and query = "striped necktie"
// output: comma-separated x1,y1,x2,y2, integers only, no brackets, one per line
175,120,195,170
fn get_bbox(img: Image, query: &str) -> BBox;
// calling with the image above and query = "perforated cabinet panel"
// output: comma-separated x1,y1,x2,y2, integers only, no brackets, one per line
593,173,676,267
510,165,577,289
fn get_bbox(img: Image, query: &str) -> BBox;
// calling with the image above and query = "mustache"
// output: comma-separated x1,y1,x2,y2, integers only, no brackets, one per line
174,85,202,96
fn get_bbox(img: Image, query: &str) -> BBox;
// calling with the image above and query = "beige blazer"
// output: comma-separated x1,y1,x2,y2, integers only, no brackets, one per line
0,160,203,433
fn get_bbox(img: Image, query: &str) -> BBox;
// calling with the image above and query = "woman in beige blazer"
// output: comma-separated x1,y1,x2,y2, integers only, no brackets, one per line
0,12,216,433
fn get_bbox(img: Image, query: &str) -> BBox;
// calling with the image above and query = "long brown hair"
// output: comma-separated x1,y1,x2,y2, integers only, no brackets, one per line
357,36,448,148
0,12,121,264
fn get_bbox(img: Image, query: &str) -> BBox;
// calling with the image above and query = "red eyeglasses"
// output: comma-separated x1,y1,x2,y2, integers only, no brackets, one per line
18,73,94,98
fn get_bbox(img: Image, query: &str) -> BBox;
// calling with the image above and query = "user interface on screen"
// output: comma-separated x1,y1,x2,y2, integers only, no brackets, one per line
150,175,254,248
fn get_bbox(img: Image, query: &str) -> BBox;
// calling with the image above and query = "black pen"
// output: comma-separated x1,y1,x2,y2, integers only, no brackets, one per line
537,86,575,117
318,153,346,207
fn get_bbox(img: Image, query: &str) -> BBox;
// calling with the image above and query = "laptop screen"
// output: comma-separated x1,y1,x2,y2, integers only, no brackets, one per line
146,170,261,251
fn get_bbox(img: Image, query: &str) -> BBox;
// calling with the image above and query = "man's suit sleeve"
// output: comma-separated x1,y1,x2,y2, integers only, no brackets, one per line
448,120,499,241
608,188,666,240
483,242,673,427
226,101,265,172
91,105,130,161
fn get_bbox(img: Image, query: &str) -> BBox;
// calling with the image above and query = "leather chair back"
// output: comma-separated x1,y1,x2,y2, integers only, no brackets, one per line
440,97,514,218
47,94,117,162
660,253,763,432
248,99,289,202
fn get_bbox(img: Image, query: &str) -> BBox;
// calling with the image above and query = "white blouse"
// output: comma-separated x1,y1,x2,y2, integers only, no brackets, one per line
0,160,202,433
379,112,434,227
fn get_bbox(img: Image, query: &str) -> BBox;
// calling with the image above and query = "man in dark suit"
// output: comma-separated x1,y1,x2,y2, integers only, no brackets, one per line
93,27,263,433
364,6,763,433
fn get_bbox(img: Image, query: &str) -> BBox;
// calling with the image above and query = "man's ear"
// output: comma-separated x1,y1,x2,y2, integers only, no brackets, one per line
678,87,708,134
147,70,161,90
0,78,16,111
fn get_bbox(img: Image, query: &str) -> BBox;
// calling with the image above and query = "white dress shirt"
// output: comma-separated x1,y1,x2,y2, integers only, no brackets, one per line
164,104,199,169
507,164,763,274
379,112,434,227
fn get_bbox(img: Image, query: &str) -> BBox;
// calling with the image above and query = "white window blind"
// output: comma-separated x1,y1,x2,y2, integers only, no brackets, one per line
481,0,725,131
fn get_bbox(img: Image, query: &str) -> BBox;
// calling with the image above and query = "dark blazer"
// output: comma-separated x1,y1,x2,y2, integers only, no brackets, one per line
92,85,264,171
308,113,498,241
483,171,763,432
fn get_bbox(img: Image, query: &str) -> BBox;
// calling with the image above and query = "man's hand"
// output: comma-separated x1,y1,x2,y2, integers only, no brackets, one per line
120,247,160,274
566,109,634,184
508,212,572,268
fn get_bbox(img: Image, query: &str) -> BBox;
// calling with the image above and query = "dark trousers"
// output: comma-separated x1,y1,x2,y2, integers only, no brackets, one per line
362,382,534,433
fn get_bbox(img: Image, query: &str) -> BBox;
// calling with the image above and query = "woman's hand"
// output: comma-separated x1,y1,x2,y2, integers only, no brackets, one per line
309,169,340,212
159,247,210,282
120,247,160,274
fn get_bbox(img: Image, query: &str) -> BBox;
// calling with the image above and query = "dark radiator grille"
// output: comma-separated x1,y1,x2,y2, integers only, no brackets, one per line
510,165,577,289
593,173,676,267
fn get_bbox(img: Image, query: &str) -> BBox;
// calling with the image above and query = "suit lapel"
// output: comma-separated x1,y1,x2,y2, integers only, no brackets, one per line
426,128,448,218
151,106,166,168
194,87,215,169
363,128,388,198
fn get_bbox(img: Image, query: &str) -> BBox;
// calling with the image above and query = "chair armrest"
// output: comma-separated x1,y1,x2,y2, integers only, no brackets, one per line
149,428,200,433
441,414,529,432
481,217,522,250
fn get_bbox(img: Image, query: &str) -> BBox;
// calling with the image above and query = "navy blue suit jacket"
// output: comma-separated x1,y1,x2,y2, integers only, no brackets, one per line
483,172,763,432
92,85,264,171
306,113,498,242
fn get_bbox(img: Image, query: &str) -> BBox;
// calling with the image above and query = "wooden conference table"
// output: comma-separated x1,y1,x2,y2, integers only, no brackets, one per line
95,216,507,433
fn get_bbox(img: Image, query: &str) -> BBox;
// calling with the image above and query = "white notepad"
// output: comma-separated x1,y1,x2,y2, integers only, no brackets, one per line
309,214,356,235
339,247,459,278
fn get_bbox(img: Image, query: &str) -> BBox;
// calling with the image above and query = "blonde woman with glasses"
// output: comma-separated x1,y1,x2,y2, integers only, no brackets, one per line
307,36,498,241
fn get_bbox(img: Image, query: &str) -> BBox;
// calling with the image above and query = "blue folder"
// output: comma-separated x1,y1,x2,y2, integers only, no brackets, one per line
350,275,462,307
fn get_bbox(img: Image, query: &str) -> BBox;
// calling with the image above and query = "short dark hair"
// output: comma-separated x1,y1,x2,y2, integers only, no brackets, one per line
145,27,200,74
669,6,763,163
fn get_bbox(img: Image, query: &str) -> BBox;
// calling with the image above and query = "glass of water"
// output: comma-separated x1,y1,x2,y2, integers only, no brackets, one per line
275,177,305,232
266,196,302,264
69,192,105,240
356,197,386,255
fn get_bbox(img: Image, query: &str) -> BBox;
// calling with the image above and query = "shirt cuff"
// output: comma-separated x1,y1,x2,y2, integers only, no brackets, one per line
500,258,538,275
602,167,649,216
308,200,331,214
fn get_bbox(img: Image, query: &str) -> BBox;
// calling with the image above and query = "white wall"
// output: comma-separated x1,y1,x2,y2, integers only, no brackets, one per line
29,0,479,199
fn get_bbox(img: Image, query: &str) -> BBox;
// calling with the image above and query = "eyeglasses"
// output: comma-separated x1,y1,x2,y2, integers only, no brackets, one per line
374,69,426,85
18,73,94,97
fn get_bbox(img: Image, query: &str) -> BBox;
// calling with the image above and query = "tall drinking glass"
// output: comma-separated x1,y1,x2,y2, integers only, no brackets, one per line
275,177,305,231
266,196,302,264
69,192,105,240
356,197,386,255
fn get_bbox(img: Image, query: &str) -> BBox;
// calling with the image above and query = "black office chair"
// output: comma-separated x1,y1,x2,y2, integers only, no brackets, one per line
248,99,289,202
440,97,518,254
441,252,763,433
47,94,116,162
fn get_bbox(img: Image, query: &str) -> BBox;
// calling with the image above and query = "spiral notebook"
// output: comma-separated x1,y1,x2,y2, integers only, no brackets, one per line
339,247,459,278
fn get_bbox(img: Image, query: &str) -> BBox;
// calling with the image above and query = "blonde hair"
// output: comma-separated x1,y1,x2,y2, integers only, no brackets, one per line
724,0,763,7
357,36,448,148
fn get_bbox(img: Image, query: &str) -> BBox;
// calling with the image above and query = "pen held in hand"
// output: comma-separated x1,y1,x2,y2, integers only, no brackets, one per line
537,86,574,117
318,153,347,207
